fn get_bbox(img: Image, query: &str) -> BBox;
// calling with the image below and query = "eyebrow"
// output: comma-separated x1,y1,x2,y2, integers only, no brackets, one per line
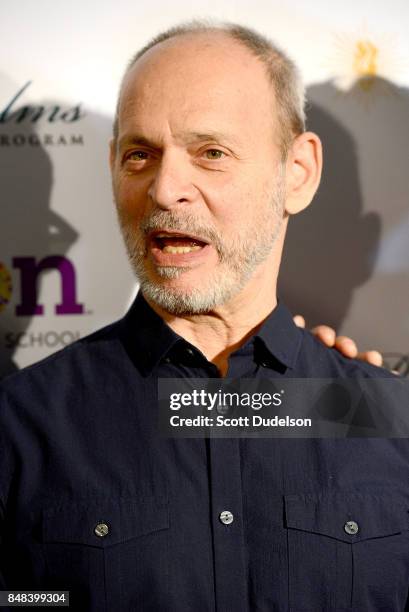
118,135,156,150
118,130,240,150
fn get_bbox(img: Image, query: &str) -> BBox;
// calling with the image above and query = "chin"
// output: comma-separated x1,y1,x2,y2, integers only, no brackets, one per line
139,270,243,316
139,279,222,315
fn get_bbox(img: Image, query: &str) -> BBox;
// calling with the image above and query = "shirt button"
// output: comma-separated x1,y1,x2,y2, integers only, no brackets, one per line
164,357,171,364
94,522,109,537
186,348,195,357
260,361,268,368
344,520,359,535
219,510,234,525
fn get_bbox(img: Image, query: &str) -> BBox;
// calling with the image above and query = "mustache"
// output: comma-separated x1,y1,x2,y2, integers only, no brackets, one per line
140,211,222,247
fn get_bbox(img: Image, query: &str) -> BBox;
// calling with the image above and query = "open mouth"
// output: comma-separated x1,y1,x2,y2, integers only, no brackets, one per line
150,231,209,254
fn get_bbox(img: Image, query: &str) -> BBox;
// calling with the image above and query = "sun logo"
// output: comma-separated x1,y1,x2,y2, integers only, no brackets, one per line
353,40,378,89
329,27,406,93
0,262,12,313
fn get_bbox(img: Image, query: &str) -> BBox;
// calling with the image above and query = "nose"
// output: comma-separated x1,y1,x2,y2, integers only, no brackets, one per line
147,151,197,209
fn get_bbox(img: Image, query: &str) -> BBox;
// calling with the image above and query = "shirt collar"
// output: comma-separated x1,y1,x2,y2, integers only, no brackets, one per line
121,291,181,375
121,291,302,375
253,299,302,369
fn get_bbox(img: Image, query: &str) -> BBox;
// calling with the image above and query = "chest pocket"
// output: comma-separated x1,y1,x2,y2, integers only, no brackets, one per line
42,497,169,612
284,492,409,611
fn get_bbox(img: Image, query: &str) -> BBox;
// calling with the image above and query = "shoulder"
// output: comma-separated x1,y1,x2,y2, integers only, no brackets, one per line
0,318,127,401
296,328,396,378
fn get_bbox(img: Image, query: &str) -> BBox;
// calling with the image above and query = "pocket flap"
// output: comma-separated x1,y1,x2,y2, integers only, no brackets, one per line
43,498,169,548
285,492,409,543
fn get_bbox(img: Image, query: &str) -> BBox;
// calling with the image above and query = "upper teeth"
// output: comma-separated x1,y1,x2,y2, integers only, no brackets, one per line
163,245,202,254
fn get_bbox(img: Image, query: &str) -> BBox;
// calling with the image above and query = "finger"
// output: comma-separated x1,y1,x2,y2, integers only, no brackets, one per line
293,315,305,328
357,350,383,367
311,325,336,346
334,336,358,358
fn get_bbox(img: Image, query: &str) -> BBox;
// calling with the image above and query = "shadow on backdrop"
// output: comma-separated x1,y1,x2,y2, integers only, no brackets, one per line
0,81,132,379
0,101,79,377
279,77,383,330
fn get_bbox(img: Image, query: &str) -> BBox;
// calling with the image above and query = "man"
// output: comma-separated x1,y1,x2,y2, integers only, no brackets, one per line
0,21,406,612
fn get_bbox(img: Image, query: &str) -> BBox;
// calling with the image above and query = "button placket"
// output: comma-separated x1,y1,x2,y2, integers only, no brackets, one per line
209,438,248,610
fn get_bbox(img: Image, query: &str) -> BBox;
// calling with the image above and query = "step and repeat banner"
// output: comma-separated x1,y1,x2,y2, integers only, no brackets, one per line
1,1,409,377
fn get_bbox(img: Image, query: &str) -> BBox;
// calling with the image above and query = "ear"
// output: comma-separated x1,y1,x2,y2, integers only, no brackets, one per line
284,131,322,215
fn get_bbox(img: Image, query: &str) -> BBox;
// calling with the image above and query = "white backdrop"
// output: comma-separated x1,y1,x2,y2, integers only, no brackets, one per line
1,0,409,376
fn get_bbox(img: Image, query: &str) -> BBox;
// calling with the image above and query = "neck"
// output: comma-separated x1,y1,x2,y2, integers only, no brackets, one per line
144,257,280,377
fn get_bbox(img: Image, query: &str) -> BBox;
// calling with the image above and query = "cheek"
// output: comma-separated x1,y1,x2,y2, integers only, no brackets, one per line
114,174,149,216
202,181,249,228
207,183,266,231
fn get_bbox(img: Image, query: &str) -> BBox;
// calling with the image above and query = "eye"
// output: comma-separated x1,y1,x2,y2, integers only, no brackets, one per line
127,150,150,161
204,149,225,160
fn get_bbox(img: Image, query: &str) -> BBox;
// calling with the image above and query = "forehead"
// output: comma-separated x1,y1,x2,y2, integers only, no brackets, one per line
117,32,277,145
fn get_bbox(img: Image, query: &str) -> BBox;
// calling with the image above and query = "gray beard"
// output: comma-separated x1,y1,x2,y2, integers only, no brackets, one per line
116,177,285,315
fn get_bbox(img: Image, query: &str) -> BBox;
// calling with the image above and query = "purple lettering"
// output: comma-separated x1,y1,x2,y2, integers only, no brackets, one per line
12,256,84,316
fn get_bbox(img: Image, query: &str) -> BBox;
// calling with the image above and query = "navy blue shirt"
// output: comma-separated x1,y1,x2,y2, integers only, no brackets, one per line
0,292,408,611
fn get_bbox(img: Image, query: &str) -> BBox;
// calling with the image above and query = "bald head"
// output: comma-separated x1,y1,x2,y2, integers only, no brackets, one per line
113,21,305,158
